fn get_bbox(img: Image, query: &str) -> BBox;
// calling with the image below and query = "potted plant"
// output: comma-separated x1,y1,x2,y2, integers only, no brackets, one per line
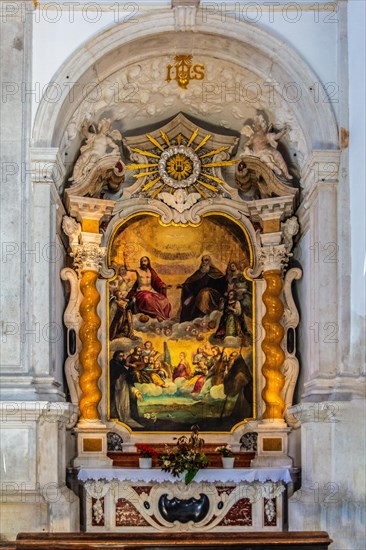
215,445,235,469
136,444,157,469
158,425,210,484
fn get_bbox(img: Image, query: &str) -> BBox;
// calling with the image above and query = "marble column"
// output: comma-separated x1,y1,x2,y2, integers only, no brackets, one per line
246,200,296,468
65,196,115,467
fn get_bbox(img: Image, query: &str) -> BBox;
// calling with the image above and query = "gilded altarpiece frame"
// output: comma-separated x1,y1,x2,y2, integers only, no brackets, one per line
107,213,256,434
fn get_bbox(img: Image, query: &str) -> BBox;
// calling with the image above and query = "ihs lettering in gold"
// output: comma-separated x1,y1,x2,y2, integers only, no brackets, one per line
166,55,205,89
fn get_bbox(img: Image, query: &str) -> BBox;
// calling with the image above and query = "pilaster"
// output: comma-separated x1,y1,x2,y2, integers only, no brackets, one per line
0,402,79,540
288,400,366,549
0,1,34,384
296,150,364,401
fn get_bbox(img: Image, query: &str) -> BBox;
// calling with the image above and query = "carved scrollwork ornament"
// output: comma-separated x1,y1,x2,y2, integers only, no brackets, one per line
281,267,302,428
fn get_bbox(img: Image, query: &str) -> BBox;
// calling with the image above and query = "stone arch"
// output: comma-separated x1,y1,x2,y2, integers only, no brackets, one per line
32,9,338,170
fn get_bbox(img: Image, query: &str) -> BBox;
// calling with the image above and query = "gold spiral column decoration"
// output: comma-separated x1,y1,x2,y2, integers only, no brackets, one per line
261,270,285,420
79,269,102,421
70,238,106,423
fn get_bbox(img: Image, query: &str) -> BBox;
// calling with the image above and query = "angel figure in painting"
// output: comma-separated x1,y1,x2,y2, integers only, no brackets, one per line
241,114,293,180
69,118,123,185
172,352,192,382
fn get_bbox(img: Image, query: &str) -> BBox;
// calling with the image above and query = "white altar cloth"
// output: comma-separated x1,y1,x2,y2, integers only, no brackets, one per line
78,467,292,484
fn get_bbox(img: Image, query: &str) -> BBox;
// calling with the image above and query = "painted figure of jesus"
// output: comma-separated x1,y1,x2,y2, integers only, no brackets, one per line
126,256,171,321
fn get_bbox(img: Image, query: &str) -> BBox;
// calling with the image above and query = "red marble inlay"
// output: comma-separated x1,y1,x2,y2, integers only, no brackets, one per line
91,497,105,526
115,498,150,526
216,485,235,496
132,485,152,496
218,498,252,526
263,497,277,526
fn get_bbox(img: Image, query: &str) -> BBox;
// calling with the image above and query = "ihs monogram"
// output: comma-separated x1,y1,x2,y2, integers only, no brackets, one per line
166,55,205,89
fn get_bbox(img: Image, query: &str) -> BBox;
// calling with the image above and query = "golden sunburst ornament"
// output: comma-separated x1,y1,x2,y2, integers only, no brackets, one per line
126,129,237,199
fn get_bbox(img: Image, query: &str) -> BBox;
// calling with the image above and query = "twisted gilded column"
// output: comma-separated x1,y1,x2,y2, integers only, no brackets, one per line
73,242,105,421
62,197,115,467
261,269,285,420
258,243,290,422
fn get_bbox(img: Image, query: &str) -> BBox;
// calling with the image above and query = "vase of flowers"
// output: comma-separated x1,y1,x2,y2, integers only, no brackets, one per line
216,445,235,469
158,425,209,484
136,444,157,469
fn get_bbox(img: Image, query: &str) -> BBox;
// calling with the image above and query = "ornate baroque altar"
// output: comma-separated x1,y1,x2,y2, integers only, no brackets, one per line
62,111,301,533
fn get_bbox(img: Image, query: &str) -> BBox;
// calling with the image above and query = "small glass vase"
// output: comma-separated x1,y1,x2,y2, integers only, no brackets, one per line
221,456,235,469
139,457,152,469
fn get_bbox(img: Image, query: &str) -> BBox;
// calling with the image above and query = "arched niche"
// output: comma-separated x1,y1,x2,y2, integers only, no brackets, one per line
101,204,260,439
32,9,338,186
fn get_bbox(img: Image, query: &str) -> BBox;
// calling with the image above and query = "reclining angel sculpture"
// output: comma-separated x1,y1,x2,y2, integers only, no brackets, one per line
240,114,293,180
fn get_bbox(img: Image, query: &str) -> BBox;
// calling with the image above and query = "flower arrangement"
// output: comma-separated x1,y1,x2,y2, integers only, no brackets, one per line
136,444,157,458
215,444,234,457
158,425,209,484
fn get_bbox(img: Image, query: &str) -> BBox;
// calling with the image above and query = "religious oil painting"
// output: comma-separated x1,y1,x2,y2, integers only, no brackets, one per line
108,214,255,432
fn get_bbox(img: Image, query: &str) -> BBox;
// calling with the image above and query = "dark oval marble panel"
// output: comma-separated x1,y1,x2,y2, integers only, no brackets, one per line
68,329,77,356
158,493,209,523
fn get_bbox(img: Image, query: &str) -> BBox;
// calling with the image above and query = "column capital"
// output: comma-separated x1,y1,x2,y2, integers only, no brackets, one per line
72,242,106,274
258,244,290,273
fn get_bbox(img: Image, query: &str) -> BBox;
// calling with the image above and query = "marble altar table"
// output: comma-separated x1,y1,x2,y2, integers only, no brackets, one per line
78,468,292,533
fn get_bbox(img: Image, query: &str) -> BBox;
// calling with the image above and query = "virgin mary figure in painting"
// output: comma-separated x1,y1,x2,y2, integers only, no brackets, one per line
127,256,171,321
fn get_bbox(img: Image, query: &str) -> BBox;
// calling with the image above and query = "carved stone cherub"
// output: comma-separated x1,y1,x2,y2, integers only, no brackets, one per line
241,114,293,180
62,215,81,248
282,216,300,253
69,118,123,185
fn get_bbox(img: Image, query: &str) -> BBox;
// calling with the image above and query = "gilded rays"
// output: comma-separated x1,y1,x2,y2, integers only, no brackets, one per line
126,128,237,198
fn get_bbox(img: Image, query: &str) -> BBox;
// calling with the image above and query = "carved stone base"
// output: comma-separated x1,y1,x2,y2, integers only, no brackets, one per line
251,423,293,468
73,421,113,468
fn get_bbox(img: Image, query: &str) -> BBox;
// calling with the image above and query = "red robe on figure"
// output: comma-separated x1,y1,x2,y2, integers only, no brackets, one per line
127,268,171,321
